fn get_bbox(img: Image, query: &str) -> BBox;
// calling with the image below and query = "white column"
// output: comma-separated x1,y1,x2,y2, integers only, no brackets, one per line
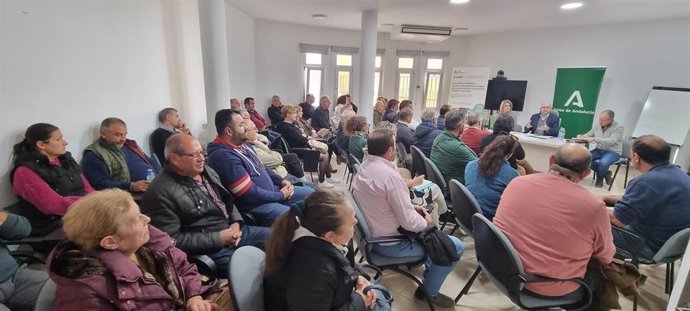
358,9,378,124
197,0,230,144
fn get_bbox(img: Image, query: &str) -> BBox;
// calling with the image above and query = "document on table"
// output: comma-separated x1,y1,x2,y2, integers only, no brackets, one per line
525,133,552,139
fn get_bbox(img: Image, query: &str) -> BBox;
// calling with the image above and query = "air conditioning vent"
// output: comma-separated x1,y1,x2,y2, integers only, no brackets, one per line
391,25,453,42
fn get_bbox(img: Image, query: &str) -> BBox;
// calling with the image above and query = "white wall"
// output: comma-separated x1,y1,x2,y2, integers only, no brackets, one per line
226,3,256,101
459,18,690,169
0,0,206,206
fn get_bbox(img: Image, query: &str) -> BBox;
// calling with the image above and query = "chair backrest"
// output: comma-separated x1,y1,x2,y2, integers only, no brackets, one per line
410,145,427,177
472,213,525,300
449,179,482,235
345,190,374,264
653,228,690,263
348,153,361,167
229,246,266,311
34,279,57,311
423,157,448,193
395,142,407,166
352,163,361,176
275,136,290,154
621,138,633,159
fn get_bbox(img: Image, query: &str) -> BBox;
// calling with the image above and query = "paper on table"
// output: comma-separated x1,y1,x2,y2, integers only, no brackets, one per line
525,133,552,139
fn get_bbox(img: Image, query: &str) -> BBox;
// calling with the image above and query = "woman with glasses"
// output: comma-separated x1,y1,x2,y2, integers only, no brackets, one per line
465,136,520,221
10,123,94,237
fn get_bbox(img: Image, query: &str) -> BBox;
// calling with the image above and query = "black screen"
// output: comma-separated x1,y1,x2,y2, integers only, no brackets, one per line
484,80,528,111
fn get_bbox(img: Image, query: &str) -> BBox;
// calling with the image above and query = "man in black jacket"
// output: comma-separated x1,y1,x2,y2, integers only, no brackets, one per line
267,95,284,125
311,95,332,132
140,133,269,272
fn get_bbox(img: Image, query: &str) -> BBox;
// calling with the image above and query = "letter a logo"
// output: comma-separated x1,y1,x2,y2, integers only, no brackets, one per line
564,91,584,108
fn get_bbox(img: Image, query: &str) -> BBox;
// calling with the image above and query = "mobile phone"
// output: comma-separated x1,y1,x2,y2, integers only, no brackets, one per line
426,204,435,213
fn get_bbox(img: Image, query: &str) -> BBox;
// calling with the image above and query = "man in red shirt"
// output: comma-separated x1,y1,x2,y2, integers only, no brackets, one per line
460,111,490,155
493,143,615,307
244,97,268,131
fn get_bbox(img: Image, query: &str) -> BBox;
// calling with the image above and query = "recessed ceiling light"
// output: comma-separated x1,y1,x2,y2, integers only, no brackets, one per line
561,2,583,10
312,14,327,20
450,0,470,4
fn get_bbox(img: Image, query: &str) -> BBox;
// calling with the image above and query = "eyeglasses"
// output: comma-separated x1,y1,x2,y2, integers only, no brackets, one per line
177,151,204,159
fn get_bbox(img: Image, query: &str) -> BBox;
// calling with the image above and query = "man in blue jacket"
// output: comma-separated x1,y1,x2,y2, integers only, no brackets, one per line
207,109,314,226
524,101,559,137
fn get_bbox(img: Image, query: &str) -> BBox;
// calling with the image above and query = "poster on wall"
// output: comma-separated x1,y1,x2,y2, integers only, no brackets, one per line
447,66,490,110
552,67,606,138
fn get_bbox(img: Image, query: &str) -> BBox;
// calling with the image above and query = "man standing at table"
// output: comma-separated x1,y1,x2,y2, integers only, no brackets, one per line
577,110,623,188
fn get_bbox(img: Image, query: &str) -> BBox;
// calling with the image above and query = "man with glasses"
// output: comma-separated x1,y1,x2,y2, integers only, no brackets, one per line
140,133,269,272
206,109,314,226
524,101,559,137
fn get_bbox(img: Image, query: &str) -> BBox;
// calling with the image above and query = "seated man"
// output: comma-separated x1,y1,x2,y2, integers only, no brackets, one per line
82,117,160,192
140,133,269,271
207,109,314,226
299,93,315,121
352,128,463,308
494,143,615,307
311,96,333,132
524,101,559,137
150,107,191,163
0,211,49,311
431,110,477,185
267,95,284,125
606,135,690,260
460,111,490,155
230,97,241,109
245,97,268,131
412,109,441,158
395,108,415,154
244,119,308,186
577,110,623,187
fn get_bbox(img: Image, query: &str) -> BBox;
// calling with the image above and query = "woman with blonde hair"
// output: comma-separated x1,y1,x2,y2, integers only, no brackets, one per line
48,189,221,311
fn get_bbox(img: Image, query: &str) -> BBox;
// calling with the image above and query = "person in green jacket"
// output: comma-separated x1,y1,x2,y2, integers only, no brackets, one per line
431,109,478,185
346,115,369,163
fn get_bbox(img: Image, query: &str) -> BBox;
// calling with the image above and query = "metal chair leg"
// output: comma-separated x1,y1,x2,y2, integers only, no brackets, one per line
455,266,481,302
608,163,622,191
623,163,630,189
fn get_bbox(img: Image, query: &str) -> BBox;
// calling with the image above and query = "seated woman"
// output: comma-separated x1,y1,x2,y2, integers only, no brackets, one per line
480,115,534,175
382,99,398,123
275,104,337,188
346,115,369,163
11,123,94,237
295,105,343,165
48,189,223,311
264,189,388,311
464,136,520,221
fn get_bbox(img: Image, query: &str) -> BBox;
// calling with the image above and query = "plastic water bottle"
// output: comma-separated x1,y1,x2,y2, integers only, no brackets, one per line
146,169,155,182
558,127,566,140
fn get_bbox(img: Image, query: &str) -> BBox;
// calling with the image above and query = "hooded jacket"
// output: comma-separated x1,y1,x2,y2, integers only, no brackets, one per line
412,121,441,158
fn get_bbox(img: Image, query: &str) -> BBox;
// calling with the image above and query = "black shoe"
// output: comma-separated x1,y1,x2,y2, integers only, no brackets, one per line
594,180,604,188
604,171,613,185
414,287,456,308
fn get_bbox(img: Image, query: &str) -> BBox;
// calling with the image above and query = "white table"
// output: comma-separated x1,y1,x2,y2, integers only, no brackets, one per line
512,132,565,172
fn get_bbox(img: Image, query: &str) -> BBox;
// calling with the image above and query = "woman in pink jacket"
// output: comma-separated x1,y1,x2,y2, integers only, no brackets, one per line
47,189,218,311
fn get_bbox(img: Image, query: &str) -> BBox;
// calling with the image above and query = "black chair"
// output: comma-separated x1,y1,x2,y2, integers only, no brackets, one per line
188,254,219,280
396,142,411,171
274,137,320,181
472,214,593,310
449,180,483,302
410,145,428,178
347,154,361,190
345,190,436,311
0,226,65,263
423,158,457,231
612,226,690,311
608,138,632,191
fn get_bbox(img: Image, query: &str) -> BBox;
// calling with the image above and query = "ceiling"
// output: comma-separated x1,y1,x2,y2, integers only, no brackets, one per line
225,0,690,35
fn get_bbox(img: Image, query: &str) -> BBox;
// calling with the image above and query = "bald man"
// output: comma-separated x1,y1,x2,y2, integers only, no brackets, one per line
140,133,269,272
605,135,690,260
524,101,559,137
494,143,614,303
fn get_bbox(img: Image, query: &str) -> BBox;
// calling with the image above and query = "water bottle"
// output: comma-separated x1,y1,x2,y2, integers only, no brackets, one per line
558,127,566,140
146,169,155,182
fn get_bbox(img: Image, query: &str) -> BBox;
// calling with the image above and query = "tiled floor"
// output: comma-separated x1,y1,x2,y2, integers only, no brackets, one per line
329,161,671,310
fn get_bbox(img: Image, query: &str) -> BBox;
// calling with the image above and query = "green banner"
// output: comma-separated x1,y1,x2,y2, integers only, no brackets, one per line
552,67,606,138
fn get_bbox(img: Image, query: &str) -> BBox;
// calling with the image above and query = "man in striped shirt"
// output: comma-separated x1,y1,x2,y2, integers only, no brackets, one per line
207,109,314,226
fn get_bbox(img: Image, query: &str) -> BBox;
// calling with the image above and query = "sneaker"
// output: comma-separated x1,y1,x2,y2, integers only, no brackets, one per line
327,176,341,184
318,181,334,189
604,170,613,185
414,287,456,308
594,180,604,188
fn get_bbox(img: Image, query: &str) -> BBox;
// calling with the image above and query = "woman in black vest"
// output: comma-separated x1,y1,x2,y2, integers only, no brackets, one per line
10,123,94,237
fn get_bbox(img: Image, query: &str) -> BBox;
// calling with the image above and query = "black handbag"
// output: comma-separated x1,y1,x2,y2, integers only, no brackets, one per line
398,225,460,266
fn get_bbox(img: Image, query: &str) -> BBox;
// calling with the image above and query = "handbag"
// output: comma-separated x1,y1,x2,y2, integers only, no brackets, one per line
308,139,328,153
355,264,393,311
398,225,460,266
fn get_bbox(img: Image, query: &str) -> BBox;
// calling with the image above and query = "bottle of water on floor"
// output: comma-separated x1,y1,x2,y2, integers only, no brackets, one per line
146,169,155,182
558,127,566,140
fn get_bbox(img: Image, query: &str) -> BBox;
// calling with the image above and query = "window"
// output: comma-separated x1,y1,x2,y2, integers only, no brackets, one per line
373,56,382,103
397,57,414,101
336,54,352,98
424,58,443,108
304,53,324,99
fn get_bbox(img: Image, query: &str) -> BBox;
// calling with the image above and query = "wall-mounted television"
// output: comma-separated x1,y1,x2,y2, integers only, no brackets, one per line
484,80,528,111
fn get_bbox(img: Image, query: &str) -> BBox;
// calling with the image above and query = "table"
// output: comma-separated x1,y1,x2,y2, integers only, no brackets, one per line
511,132,565,172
